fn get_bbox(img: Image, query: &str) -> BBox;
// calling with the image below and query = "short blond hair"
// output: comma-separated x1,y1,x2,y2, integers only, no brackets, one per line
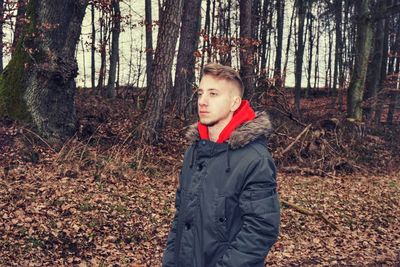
202,63,244,97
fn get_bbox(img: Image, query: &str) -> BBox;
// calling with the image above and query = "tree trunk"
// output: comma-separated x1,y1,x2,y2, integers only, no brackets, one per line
106,0,120,99
339,0,352,111
173,0,202,118
283,1,296,87
387,15,400,123
140,0,183,144
332,0,343,98
210,0,216,62
224,0,232,66
294,0,307,114
0,0,4,73
239,0,255,101
313,2,320,91
374,1,391,124
387,15,398,74
305,2,313,97
348,2,357,81
347,0,373,120
364,1,387,120
0,0,87,141
259,0,270,78
265,3,273,78
145,0,154,88
91,2,96,89
274,0,284,85
251,0,260,75
97,10,107,89
199,0,211,77
80,35,86,88
327,21,333,94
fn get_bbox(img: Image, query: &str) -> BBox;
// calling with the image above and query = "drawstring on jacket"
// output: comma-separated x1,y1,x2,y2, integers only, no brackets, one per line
189,141,198,168
225,145,231,173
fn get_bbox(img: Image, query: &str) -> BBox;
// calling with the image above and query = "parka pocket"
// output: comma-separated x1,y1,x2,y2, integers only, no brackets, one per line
248,188,278,215
214,195,228,242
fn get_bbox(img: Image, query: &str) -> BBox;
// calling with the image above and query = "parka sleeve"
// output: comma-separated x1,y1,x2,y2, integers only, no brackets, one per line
161,185,182,266
215,155,280,267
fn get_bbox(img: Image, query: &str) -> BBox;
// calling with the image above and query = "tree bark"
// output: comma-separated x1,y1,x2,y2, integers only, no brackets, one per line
347,0,373,120
173,0,202,118
140,0,183,144
106,0,120,99
145,0,154,88
0,0,87,141
239,0,255,101
11,0,27,50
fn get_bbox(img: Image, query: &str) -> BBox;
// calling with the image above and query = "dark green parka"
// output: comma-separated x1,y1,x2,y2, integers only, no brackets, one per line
162,112,280,267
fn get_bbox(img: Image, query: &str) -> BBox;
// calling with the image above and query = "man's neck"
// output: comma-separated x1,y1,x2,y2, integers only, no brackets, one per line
208,115,233,142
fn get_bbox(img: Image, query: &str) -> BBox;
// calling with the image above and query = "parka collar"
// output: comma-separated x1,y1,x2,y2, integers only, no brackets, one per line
186,111,272,150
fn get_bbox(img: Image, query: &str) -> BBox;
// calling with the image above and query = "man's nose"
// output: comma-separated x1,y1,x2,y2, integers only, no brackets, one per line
198,94,208,106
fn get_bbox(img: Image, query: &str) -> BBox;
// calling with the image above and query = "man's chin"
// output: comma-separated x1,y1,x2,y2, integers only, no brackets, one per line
199,118,218,127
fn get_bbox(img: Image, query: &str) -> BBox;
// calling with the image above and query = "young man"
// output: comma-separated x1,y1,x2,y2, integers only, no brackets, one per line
162,63,280,267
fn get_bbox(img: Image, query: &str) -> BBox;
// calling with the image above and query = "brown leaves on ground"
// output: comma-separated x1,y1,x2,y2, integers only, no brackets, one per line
0,89,399,266
271,173,400,266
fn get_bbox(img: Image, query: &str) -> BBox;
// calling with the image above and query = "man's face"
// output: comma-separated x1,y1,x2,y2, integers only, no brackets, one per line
197,75,241,128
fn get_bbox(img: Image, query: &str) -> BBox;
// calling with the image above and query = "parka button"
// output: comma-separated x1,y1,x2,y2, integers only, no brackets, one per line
219,217,226,223
196,164,203,171
201,140,206,145
185,222,191,230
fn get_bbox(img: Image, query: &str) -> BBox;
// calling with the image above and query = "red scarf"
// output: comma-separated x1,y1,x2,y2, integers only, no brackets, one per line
198,100,256,143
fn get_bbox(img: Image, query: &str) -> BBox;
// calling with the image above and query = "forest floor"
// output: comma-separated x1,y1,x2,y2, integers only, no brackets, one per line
0,88,399,266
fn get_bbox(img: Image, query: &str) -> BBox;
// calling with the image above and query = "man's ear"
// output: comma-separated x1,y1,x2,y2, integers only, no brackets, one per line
231,96,242,112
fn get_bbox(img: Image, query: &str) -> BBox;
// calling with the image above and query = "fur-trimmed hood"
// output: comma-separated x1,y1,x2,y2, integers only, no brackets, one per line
185,111,272,149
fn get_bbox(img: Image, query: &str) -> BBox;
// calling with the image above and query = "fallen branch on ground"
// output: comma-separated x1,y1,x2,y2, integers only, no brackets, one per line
281,199,341,231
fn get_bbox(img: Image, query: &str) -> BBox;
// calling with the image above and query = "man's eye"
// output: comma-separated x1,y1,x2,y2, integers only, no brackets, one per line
210,92,217,96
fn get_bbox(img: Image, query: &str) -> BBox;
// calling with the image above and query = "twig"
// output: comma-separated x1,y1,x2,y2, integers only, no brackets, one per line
271,106,307,127
281,166,336,178
280,124,312,156
21,127,56,153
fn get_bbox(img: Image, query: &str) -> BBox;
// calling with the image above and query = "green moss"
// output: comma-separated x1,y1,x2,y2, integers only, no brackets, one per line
0,43,32,120
0,0,41,121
